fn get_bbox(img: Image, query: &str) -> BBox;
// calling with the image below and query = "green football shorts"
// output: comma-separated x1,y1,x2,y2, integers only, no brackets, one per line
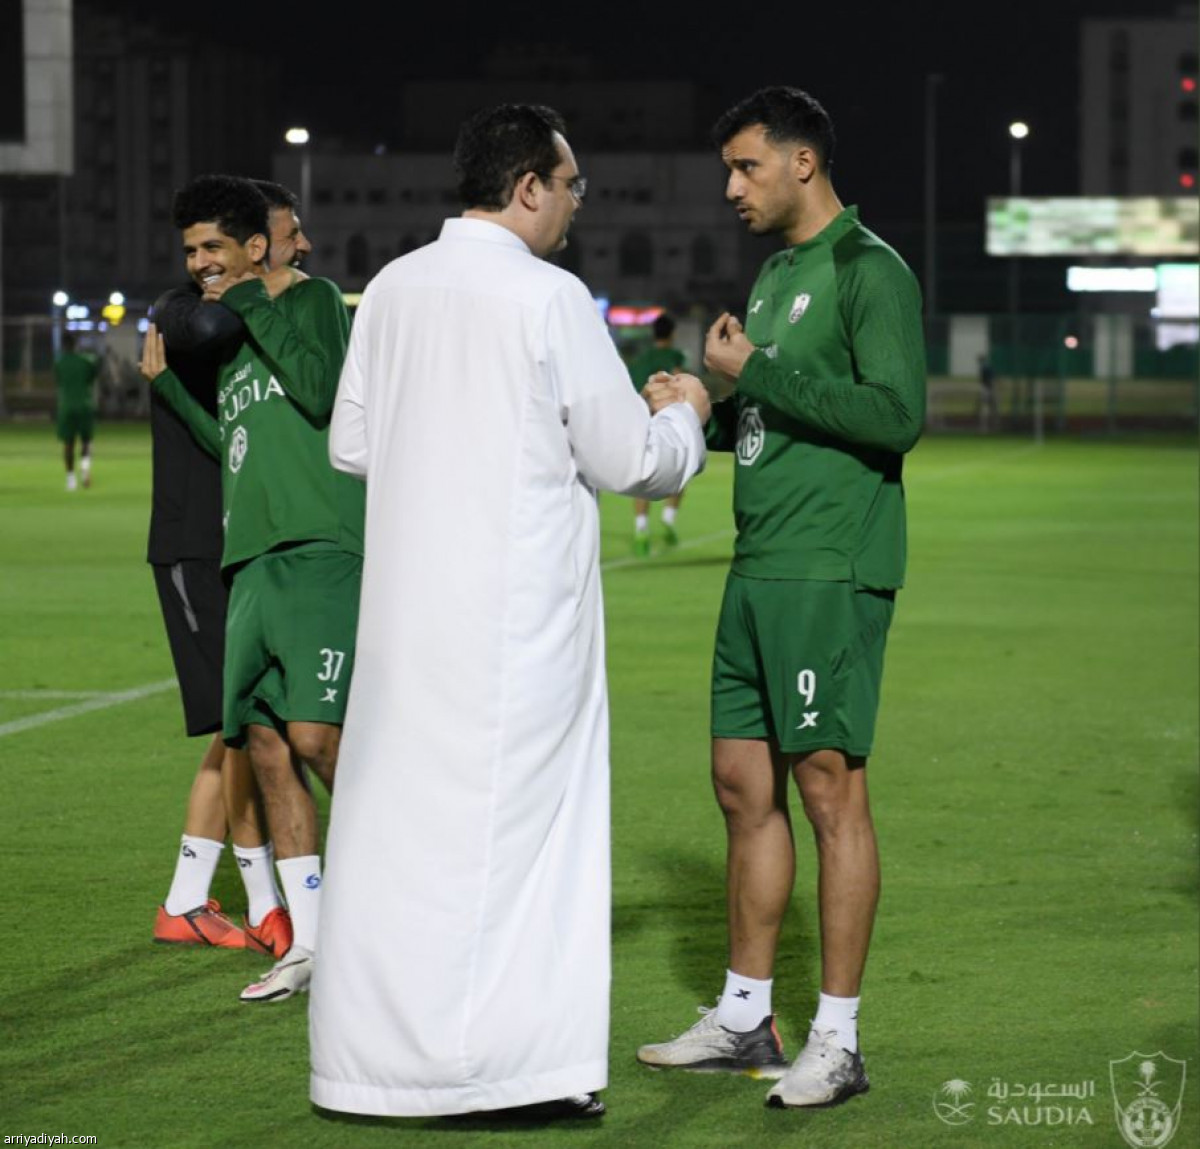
56,407,95,442
222,543,362,745
711,574,895,757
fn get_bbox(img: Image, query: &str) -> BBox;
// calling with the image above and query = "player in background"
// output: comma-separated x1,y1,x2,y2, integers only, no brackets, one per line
636,87,926,1109
149,180,313,957
626,313,690,555
142,174,363,1003
54,333,99,491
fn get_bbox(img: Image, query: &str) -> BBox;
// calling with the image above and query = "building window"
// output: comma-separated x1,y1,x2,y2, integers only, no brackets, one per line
1181,101,1198,122
1181,51,1199,73
367,188,386,205
398,234,418,256
346,234,369,278
315,189,333,206
343,189,360,204
619,232,653,277
691,234,717,277
1179,146,1199,169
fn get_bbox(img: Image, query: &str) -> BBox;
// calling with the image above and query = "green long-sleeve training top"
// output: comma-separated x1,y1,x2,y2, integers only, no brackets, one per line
152,276,365,572
708,206,926,589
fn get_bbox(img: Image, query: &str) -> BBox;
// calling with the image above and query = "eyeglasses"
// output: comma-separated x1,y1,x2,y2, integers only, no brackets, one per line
538,172,588,202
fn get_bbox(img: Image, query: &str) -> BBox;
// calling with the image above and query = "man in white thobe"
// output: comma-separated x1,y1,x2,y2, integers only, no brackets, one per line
309,104,710,1118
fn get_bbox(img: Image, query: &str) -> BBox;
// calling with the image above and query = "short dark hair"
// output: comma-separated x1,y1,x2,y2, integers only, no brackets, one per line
712,87,836,171
454,104,567,211
652,313,676,340
172,174,270,242
251,179,300,212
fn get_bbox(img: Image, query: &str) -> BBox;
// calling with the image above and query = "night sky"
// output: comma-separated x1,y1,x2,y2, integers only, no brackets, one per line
106,0,1191,226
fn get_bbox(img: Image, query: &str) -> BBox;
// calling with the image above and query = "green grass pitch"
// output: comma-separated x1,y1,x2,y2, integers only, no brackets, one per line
1,422,1196,1148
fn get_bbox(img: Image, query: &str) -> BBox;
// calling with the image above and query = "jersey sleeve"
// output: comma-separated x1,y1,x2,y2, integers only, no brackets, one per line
546,278,706,499
736,251,926,454
150,368,222,459
221,278,350,421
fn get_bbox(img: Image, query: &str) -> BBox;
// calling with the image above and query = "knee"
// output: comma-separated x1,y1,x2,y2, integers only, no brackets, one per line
795,752,868,835
289,726,338,776
711,762,776,830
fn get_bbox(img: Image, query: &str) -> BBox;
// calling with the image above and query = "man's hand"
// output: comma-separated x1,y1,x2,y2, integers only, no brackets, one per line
641,370,683,413
263,266,309,299
704,312,756,382
642,370,711,425
202,269,260,302
140,323,167,383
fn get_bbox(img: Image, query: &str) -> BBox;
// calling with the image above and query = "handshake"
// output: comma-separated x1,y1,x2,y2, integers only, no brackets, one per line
640,371,712,425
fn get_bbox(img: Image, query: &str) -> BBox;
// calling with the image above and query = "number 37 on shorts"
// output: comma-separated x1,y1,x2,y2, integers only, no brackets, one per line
317,647,347,704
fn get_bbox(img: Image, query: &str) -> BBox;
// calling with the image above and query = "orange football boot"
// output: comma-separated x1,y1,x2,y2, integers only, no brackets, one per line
243,907,294,958
154,899,246,948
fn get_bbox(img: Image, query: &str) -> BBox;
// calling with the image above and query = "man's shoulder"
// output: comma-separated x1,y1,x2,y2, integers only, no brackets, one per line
833,220,913,278
287,276,345,305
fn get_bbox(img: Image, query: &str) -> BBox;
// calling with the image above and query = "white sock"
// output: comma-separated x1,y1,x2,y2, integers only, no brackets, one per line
233,843,283,927
635,513,649,533
80,456,92,478
276,855,321,954
715,970,774,1032
812,992,860,1053
66,472,77,491
164,835,224,916
662,505,678,526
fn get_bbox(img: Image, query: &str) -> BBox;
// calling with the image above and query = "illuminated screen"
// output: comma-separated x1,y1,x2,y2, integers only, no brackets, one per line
1066,267,1158,292
1156,263,1200,318
987,198,1200,257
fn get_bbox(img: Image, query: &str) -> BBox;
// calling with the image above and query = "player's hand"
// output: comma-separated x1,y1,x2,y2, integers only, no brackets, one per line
704,312,755,381
671,372,713,425
202,269,259,302
644,371,711,424
641,370,684,413
139,323,167,383
263,265,309,299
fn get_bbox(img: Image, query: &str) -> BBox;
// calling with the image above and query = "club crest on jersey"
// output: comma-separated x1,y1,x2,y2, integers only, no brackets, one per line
228,425,248,473
737,405,765,466
789,293,812,323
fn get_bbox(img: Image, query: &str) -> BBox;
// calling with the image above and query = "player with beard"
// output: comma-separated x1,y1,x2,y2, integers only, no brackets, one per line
636,87,926,1110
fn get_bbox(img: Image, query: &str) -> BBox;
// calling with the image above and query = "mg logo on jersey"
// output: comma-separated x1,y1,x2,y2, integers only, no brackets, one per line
789,293,812,323
737,405,765,466
749,299,764,315
228,425,248,473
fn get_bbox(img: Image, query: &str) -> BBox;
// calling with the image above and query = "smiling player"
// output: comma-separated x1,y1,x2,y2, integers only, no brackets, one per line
142,174,364,1004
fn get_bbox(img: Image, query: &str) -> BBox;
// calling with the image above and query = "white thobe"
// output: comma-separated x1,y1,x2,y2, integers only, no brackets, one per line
309,217,706,1116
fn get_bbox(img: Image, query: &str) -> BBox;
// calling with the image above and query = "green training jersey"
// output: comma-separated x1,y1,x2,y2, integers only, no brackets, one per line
627,345,686,391
55,352,98,411
708,206,925,589
153,276,365,571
